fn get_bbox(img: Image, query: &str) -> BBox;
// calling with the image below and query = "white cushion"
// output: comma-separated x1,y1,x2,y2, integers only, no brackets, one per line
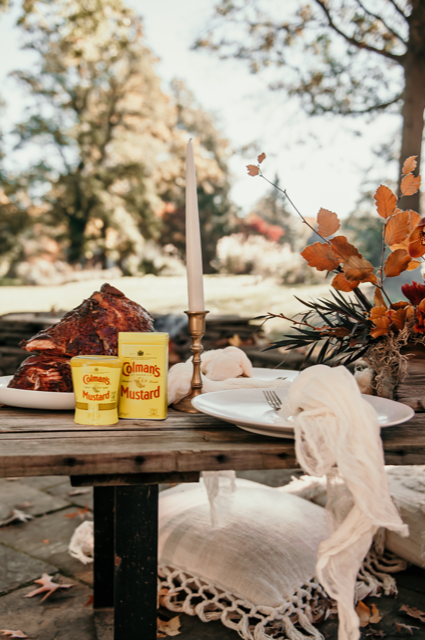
159,478,328,609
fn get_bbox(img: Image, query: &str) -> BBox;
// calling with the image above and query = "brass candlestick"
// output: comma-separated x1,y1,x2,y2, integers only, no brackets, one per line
172,310,209,413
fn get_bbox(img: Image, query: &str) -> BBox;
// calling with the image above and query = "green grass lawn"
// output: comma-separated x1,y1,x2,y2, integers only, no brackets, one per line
0,274,340,338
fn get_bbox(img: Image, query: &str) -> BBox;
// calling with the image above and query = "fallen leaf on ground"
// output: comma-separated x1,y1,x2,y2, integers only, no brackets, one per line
399,605,425,623
68,489,90,497
395,622,420,634
0,632,32,638
16,502,33,509
158,588,169,609
0,510,34,527
24,573,73,603
356,601,381,627
83,595,94,608
42,539,50,544
64,505,90,520
157,615,181,636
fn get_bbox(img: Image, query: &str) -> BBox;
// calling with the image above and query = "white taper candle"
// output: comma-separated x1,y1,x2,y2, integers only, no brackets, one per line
185,139,205,312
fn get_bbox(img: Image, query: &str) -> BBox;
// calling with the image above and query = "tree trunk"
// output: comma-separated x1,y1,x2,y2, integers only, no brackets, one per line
399,0,425,214
68,214,87,264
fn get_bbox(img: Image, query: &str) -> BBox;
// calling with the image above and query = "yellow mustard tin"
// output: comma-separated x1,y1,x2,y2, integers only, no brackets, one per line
70,355,122,426
118,332,168,420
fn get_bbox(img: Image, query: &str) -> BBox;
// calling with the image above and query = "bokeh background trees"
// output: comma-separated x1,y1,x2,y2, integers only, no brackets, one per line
0,0,423,292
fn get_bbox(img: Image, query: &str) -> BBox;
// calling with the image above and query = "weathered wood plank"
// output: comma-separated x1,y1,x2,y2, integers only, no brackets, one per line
0,430,299,477
0,407,226,432
0,406,423,479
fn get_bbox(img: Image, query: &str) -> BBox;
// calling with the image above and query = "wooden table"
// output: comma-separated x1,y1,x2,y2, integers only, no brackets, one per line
1,406,424,640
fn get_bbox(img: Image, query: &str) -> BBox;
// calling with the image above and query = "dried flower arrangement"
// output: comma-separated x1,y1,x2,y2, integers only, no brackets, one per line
247,154,423,397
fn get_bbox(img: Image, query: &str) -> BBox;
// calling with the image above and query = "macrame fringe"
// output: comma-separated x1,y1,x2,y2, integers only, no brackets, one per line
158,564,329,640
158,547,404,640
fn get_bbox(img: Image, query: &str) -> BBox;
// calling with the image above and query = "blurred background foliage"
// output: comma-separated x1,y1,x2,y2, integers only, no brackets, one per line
0,0,421,289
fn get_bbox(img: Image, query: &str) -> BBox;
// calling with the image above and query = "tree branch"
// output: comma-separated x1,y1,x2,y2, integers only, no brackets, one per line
387,0,409,21
309,93,403,116
313,0,403,61
353,0,407,45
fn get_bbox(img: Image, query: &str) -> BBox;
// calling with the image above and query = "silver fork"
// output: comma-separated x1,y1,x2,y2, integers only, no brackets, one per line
263,390,282,410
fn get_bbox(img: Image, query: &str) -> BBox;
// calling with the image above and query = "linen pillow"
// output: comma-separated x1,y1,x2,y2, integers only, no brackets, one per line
157,478,397,640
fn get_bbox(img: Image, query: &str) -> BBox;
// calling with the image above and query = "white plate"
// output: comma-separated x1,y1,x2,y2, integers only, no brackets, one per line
0,376,75,410
192,388,414,439
252,367,299,382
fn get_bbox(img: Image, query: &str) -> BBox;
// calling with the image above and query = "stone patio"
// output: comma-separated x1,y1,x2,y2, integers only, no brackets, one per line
0,471,424,639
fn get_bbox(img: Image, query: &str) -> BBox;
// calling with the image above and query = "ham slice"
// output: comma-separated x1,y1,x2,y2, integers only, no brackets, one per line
8,355,73,392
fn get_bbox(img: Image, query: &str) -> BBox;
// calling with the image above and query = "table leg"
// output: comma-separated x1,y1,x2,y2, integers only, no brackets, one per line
94,486,115,609
114,485,159,640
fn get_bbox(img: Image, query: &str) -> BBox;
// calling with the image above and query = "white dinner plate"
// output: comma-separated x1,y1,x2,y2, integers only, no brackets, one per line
192,388,414,439
0,375,75,410
252,367,299,382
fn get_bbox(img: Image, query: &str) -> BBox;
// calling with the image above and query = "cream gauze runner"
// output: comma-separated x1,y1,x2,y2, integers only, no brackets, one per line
278,365,408,640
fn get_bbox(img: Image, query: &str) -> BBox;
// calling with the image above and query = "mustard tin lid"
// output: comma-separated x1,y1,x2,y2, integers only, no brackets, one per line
70,355,122,368
118,332,169,345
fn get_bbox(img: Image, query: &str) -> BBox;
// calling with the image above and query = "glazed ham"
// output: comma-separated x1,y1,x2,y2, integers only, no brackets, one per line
8,355,73,392
20,283,154,357
9,283,154,392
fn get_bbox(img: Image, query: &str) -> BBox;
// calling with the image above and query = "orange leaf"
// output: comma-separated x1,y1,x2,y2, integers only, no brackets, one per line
257,152,266,164
317,207,340,238
385,211,410,246
369,603,382,624
373,287,386,308
356,601,371,627
343,255,377,283
330,236,361,261
388,307,407,331
369,307,391,338
409,210,421,229
402,156,418,175
84,595,94,608
332,273,360,292
408,217,425,258
301,242,340,271
407,260,422,271
246,164,259,177
401,173,421,196
374,185,397,219
384,248,411,277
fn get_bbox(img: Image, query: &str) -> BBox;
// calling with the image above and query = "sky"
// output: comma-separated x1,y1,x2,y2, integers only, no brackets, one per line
0,0,402,220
